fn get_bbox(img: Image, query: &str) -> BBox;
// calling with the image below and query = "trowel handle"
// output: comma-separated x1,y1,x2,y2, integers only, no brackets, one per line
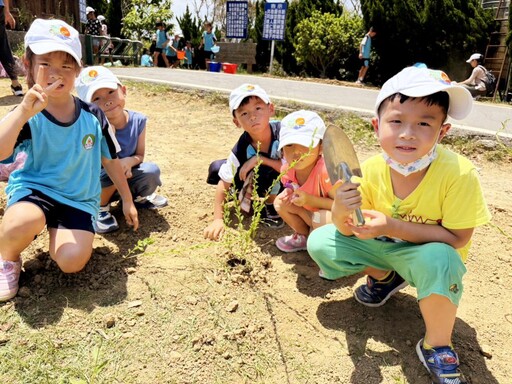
340,162,365,227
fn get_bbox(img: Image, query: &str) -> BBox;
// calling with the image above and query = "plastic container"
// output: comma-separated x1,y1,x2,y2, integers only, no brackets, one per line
208,61,221,72
222,63,238,74
177,50,185,60
211,45,220,53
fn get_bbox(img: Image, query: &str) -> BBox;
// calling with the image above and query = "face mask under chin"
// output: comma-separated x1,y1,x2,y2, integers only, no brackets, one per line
382,142,438,177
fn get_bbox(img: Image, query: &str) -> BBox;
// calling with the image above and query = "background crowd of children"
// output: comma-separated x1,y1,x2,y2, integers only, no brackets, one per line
145,21,217,70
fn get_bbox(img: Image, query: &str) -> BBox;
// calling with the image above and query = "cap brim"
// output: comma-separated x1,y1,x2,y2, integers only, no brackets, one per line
230,93,270,112
401,84,473,120
278,135,320,151
84,81,119,103
466,58,473,63
30,42,81,67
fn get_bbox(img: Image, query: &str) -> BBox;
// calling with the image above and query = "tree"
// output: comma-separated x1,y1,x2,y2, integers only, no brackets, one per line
360,0,495,84
122,0,174,40
106,0,123,38
251,1,270,72
177,5,202,46
277,0,344,75
294,11,363,78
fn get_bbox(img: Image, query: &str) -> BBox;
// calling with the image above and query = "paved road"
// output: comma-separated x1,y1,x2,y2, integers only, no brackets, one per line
110,67,512,138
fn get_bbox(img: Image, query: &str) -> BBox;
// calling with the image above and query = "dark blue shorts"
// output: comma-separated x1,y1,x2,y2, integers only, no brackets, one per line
18,190,95,233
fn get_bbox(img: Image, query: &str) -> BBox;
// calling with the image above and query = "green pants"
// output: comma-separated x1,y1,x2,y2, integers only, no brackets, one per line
307,224,466,305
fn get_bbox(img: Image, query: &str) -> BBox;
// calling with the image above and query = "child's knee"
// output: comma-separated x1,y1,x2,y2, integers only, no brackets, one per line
410,243,466,305
273,194,285,213
0,217,43,245
52,248,92,273
306,226,330,259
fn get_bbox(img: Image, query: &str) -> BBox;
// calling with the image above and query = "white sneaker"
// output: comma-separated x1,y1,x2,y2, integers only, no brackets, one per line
134,193,168,209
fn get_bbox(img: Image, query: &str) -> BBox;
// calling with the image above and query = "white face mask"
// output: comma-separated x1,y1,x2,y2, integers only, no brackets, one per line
382,142,438,177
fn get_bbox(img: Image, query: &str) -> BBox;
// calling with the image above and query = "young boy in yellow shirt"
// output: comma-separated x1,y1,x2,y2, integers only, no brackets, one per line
308,66,491,384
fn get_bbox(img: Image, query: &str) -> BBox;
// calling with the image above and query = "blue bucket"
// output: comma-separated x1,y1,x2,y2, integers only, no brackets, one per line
208,62,221,72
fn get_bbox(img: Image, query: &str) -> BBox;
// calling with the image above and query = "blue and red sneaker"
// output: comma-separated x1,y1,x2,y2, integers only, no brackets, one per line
416,339,468,384
354,270,408,307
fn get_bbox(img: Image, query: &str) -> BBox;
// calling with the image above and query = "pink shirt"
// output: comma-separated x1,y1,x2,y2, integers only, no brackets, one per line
281,156,333,212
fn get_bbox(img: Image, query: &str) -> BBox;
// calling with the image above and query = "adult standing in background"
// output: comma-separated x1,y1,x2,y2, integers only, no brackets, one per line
85,6,102,59
0,0,22,96
97,15,113,65
356,27,377,85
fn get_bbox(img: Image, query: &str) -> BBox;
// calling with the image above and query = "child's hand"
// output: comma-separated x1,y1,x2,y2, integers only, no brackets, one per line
239,156,258,181
204,219,224,240
276,187,294,206
122,200,139,231
291,189,308,207
333,179,362,216
19,65,62,116
349,210,388,239
119,158,133,178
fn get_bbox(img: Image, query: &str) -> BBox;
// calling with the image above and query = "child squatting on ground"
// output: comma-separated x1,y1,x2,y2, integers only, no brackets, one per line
273,110,335,252
204,83,283,241
0,19,139,302
307,66,491,384
75,66,168,234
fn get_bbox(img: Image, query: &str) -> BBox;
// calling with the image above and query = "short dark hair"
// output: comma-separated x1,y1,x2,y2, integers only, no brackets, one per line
378,92,449,120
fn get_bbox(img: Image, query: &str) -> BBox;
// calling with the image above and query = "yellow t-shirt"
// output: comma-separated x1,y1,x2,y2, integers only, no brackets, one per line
359,145,491,261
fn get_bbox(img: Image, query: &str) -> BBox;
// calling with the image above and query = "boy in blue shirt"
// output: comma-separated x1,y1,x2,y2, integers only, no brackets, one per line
308,66,491,384
76,66,167,233
199,22,216,69
153,22,170,68
356,27,376,85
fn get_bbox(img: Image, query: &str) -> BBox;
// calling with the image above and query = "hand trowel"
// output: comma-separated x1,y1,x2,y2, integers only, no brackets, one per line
323,124,365,226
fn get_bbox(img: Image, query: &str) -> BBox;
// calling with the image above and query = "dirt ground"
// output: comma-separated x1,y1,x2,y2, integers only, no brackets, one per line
0,79,511,384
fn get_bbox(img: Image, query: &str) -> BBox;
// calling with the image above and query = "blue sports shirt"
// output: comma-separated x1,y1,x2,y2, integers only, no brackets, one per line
3,98,120,217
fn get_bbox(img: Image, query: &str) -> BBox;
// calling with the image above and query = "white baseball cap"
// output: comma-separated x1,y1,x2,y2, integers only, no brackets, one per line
86,6,95,14
229,83,270,113
375,66,473,120
97,15,106,22
25,19,82,67
278,110,326,151
466,53,482,63
75,66,122,102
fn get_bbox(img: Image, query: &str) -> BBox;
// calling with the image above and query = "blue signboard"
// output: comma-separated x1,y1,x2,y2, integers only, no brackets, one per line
262,2,287,41
79,0,87,23
226,1,249,39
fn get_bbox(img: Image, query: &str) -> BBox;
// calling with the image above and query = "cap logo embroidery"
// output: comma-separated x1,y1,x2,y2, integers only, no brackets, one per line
49,25,72,39
428,69,451,84
244,84,255,92
284,116,306,130
295,117,305,126
81,69,100,84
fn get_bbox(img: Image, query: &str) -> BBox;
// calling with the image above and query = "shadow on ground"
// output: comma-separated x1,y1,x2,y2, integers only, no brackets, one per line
11,207,170,328
317,293,498,384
